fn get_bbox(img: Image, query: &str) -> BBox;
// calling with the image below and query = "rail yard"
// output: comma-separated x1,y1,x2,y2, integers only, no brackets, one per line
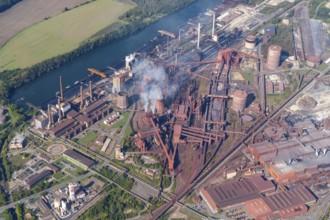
7,0,330,219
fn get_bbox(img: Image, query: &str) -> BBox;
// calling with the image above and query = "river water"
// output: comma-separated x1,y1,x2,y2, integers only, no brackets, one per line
12,0,220,105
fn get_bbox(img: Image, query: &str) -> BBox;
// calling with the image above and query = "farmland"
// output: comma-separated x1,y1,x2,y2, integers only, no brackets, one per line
0,0,135,71
0,0,90,47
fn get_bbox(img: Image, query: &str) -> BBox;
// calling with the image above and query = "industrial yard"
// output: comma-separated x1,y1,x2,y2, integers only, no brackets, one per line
2,0,330,219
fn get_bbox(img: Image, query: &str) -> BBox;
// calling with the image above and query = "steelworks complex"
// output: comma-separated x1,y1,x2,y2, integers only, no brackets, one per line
25,0,330,219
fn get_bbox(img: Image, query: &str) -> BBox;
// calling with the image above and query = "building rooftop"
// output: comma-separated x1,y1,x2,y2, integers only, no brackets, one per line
83,99,106,116
63,149,95,167
201,176,275,209
26,170,53,188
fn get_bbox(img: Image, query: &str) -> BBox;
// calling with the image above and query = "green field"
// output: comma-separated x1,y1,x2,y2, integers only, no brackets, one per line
77,130,100,147
0,0,135,71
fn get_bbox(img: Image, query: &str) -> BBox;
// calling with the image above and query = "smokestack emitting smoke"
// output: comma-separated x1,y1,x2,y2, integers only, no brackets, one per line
133,59,178,113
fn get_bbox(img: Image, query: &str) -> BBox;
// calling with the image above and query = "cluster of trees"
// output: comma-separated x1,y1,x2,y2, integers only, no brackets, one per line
233,0,264,6
0,0,198,100
77,187,145,220
0,0,21,12
99,167,135,190
269,24,295,56
2,204,37,220
121,0,196,23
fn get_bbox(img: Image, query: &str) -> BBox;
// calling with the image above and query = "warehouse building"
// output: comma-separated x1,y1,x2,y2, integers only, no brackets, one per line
63,150,95,170
200,176,275,213
245,186,316,219
25,170,53,190
200,176,316,219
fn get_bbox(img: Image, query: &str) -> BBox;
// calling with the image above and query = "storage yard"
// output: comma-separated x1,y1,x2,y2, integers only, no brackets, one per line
20,0,330,219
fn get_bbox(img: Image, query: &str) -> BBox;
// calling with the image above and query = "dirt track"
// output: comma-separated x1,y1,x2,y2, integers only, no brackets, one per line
0,0,88,47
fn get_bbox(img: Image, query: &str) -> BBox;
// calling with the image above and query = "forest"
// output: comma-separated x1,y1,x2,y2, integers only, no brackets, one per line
77,185,145,220
0,0,21,12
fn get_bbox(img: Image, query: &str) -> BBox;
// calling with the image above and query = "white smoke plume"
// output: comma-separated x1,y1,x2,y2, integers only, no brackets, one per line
133,59,176,113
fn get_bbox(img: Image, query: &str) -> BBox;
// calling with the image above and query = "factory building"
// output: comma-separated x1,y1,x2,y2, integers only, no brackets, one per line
117,92,129,109
267,45,281,70
200,176,316,219
9,133,26,149
112,74,125,93
48,100,111,138
245,35,256,50
26,170,53,189
155,99,165,114
200,176,275,213
232,90,248,112
249,120,330,184
245,186,316,219
306,56,321,68
63,150,95,170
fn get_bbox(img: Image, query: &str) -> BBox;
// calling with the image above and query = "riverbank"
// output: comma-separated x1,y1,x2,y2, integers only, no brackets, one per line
0,0,197,101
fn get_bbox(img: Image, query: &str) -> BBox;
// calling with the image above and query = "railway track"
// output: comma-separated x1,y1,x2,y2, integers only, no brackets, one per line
150,67,328,219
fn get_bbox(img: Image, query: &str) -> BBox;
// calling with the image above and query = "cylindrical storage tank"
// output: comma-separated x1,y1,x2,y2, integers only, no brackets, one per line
232,90,248,112
245,35,256,49
117,92,128,109
61,200,67,211
267,45,281,70
155,99,165,115
54,198,61,209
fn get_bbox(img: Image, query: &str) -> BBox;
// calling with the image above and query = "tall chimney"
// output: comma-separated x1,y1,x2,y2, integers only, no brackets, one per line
212,13,215,37
89,81,92,101
60,76,64,102
47,104,53,128
197,23,201,49
80,86,84,111
57,98,62,122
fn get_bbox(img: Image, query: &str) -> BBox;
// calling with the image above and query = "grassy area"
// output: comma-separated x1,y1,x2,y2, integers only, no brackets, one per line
52,171,67,180
267,89,291,107
0,0,134,71
308,0,325,18
77,130,100,147
112,112,130,129
54,157,87,176
260,2,290,14
10,153,33,170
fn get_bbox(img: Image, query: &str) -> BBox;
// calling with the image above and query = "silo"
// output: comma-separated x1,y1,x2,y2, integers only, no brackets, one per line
245,35,256,49
54,198,61,209
155,99,165,115
117,92,128,109
267,45,281,70
232,90,248,112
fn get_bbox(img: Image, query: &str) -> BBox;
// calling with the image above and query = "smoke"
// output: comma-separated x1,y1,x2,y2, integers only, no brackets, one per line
133,59,177,113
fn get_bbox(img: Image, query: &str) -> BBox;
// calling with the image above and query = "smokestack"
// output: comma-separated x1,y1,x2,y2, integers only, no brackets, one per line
80,86,84,112
197,23,201,49
57,98,62,122
89,81,92,101
60,76,64,102
212,13,215,37
47,104,53,128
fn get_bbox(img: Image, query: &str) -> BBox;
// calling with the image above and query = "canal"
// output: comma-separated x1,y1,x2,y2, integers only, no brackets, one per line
12,0,221,106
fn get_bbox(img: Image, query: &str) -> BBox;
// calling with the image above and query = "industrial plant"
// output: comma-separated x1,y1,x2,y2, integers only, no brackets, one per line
24,0,330,219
